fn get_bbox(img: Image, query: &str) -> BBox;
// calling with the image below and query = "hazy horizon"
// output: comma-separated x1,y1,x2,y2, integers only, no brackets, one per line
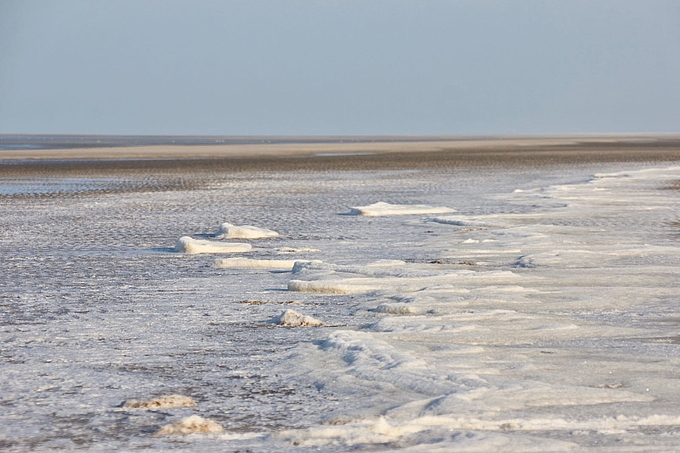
1,1,679,136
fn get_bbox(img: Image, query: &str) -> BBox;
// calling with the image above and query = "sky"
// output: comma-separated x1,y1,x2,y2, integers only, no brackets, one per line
0,0,679,136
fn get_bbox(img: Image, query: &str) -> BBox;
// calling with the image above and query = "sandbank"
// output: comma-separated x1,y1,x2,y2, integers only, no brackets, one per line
0,135,678,182
0,134,678,161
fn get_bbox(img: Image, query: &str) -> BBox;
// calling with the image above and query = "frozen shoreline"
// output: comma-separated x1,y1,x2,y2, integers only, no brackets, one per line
1,155,679,451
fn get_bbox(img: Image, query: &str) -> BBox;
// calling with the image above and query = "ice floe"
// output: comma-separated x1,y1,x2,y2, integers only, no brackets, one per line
174,236,252,254
347,202,455,216
216,222,279,239
156,415,224,435
272,309,324,327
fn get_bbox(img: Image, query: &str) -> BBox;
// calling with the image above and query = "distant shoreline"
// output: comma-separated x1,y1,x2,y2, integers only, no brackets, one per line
0,134,679,161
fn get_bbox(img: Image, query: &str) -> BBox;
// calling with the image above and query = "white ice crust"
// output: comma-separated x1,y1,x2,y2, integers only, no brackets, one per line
273,166,680,450
174,236,252,254
272,309,324,327
156,415,224,435
7,164,680,452
216,223,279,239
347,202,455,216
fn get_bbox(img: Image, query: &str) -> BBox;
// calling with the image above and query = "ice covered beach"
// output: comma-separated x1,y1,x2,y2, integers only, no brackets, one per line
1,136,680,451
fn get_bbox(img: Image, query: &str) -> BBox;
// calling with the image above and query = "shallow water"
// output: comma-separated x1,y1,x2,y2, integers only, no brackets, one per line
1,159,679,451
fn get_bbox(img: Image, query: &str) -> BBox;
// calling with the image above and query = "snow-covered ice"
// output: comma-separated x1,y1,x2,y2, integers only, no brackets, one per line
156,415,224,435
216,223,279,239
347,201,455,216
272,309,324,327
2,162,680,452
174,236,252,254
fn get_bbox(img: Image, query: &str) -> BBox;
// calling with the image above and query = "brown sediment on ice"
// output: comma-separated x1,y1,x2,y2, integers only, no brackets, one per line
155,415,223,435
123,394,197,409
272,309,324,327
664,180,680,190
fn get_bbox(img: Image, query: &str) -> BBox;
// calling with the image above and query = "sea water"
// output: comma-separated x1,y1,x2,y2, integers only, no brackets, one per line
1,160,679,451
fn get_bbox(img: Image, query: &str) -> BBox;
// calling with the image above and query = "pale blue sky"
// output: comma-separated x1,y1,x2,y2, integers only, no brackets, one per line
1,1,678,135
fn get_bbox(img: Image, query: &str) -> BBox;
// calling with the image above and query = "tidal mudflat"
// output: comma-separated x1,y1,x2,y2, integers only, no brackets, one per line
1,137,679,451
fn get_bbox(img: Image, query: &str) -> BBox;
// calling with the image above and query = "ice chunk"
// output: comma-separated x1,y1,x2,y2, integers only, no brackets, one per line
216,223,279,239
123,394,196,409
272,309,324,327
214,258,320,271
347,202,455,216
156,415,223,435
174,236,251,254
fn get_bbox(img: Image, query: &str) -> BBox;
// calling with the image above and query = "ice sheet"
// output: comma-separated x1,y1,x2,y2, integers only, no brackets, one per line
278,165,680,450
2,163,680,451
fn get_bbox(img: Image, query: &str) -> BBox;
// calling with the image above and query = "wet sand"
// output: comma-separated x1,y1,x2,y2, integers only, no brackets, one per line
1,135,679,174
1,135,678,199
